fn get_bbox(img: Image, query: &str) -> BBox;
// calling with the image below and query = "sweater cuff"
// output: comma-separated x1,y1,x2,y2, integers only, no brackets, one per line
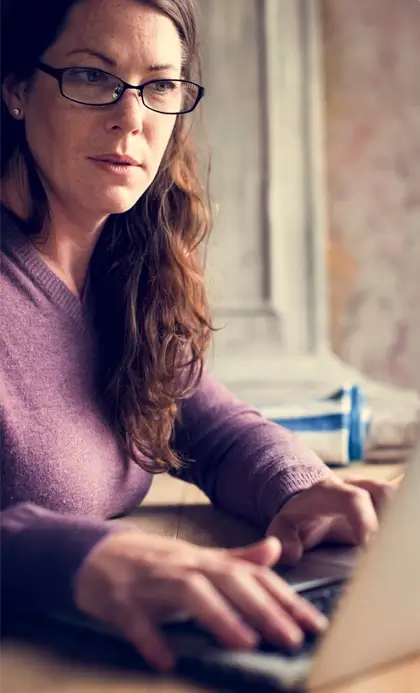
258,464,332,529
1,503,127,619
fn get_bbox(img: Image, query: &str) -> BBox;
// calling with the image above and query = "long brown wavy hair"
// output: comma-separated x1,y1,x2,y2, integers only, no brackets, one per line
1,0,214,473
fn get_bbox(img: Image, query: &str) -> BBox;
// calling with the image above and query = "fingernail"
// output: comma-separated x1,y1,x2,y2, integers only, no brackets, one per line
289,628,304,647
241,628,260,648
316,614,329,631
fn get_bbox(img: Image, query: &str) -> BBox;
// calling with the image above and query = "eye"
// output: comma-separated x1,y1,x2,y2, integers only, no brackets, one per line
67,68,111,84
152,80,177,94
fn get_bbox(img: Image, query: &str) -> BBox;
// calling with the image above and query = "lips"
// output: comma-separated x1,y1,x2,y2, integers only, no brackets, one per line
90,154,141,166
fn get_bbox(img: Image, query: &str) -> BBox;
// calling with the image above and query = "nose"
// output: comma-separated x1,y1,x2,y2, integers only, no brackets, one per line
106,88,148,135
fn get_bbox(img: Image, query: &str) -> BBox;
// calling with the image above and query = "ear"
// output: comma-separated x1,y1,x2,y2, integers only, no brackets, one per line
2,75,28,118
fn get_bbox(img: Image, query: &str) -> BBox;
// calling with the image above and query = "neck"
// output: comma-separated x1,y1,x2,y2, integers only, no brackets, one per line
1,167,108,298
32,207,106,298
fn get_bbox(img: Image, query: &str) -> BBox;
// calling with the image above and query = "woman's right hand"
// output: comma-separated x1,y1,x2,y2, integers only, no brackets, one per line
74,531,328,672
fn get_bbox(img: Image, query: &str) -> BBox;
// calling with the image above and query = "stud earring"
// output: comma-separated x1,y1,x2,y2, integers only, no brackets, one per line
12,108,21,117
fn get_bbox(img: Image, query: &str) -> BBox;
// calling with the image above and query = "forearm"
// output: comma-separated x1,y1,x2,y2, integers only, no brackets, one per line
173,370,331,529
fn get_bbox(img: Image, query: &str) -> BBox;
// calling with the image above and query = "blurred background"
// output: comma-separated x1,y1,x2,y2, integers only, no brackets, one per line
194,0,420,407
324,0,420,394
191,0,420,463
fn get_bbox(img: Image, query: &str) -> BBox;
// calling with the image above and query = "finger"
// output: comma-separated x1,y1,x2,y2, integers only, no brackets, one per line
298,516,338,550
122,614,176,672
308,482,379,545
229,536,282,567
181,571,259,650
345,478,395,517
267,525,304,565
339,486,379,544
256,568,329,634
211,565,305,649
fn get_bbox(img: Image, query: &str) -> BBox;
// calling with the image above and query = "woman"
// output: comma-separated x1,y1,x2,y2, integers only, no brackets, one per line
1,0,393,673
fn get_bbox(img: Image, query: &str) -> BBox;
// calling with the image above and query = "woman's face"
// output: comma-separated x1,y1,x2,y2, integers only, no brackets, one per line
9,0,182,220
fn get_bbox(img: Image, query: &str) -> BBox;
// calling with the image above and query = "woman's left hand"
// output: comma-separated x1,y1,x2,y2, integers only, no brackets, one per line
266,476,397,564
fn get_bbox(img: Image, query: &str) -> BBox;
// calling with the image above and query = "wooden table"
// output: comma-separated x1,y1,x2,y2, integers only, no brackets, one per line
2,463,419,693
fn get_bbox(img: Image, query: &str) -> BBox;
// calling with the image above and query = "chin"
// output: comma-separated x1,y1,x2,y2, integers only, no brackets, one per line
94,187,147,216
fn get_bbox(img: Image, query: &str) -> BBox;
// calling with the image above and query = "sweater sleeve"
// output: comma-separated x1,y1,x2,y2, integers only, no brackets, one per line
0,502,123,626
172,369,332,530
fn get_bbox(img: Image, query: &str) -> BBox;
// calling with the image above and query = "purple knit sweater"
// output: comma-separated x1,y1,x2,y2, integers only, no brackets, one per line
0,204,329,620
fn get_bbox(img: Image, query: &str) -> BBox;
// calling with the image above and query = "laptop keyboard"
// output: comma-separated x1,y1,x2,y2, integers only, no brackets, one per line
162,579,346,660
259,579,345,656
304,579,344,617
56,578,345,662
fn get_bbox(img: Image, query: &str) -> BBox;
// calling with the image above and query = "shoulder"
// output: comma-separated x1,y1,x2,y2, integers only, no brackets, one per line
0,241,29,309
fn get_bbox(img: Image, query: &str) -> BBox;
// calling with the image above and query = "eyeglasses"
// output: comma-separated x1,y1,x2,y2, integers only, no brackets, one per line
37,61,205,114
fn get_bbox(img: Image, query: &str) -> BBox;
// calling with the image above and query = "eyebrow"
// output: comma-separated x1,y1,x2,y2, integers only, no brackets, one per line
67,48,117,66
66,48,179,73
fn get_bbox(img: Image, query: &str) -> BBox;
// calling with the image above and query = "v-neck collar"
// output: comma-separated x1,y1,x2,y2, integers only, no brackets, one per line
1,203,91,326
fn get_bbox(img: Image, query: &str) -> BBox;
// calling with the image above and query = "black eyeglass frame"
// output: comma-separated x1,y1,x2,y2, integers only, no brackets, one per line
36,61,205,114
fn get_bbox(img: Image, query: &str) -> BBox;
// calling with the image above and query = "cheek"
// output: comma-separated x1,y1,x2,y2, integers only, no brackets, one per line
147,115,177,168
24,95,80,176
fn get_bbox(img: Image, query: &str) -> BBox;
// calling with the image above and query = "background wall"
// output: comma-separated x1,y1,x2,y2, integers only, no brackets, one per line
323,0,420,391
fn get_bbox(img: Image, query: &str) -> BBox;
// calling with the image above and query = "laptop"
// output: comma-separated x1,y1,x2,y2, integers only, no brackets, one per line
52,448,420,691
